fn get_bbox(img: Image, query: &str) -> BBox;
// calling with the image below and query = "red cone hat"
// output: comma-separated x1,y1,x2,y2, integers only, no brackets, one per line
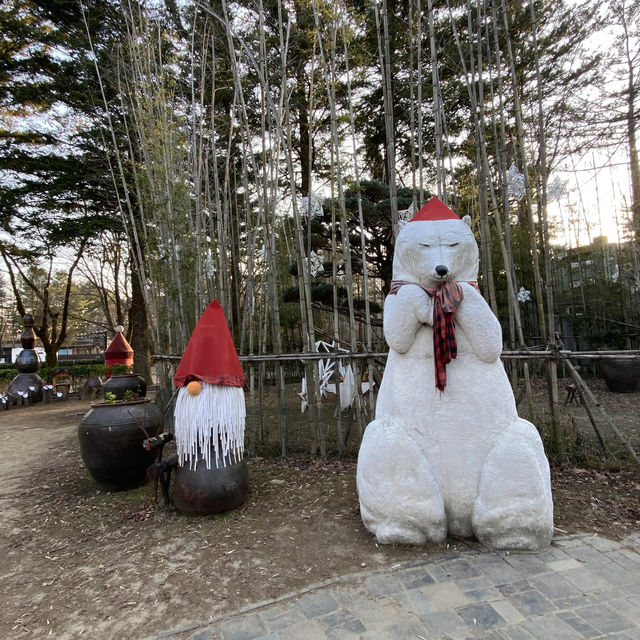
174,300,245,388
410,196,460,222
104,327,134,364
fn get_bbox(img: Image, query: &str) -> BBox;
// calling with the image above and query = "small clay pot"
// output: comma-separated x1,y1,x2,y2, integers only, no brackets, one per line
600,358,640,393
103,374,147,400
173,454,249,516
78,399,162,490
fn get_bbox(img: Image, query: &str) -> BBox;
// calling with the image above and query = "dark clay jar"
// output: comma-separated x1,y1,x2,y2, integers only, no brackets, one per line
103,374,147,400
600,358,640,393
173,454,249,516
78,399,162,490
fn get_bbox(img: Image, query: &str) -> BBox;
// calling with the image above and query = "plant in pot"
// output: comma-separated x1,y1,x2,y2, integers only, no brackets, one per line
78,371,162,491
103,363,147,400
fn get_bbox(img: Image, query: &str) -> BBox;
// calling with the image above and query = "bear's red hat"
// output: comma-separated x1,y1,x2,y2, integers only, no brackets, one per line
410,196,460,222
173,299,245,388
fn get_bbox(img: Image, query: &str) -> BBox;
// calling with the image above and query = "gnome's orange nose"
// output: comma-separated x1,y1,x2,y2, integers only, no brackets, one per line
186,380,203,396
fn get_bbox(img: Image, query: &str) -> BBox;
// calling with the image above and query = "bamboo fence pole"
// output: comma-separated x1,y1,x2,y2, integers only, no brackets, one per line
339,16,375,414
499,0,547,345
528,0,560,438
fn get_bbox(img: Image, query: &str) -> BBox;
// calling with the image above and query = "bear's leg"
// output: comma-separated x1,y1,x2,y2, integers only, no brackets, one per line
357,417,446,545
472,419,553,550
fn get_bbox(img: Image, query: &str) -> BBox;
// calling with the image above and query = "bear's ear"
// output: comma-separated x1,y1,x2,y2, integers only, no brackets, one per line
462,215,472,227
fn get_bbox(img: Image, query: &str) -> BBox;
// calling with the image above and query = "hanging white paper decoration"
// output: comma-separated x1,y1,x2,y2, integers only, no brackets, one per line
547,177,567,203
518,287,531,303
507,164,526,201
299,193,324,219
307,251,324,277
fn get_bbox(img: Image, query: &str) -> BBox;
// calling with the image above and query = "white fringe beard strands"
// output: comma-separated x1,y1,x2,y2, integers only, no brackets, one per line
174,383,246,470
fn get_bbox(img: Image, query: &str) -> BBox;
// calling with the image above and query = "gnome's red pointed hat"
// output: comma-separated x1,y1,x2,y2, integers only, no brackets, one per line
173,300,245,388
410,196,460,222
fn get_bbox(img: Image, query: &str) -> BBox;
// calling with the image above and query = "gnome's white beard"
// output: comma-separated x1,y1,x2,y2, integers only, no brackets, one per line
174,383,246,469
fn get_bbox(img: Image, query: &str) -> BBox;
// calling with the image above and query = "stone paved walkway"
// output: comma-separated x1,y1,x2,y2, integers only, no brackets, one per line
149,533,640,640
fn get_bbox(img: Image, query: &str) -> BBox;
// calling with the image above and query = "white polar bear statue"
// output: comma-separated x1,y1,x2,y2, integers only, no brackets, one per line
357,197,553,550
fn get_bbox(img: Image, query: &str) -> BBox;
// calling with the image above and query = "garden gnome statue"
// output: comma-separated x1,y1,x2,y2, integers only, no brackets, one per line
7,314,44,404
172,299,248,515
357,197,553,550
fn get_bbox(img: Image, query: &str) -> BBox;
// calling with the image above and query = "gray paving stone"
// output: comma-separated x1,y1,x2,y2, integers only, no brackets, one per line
189,629,218,640
534,546,571,562
496,579,532,597
523,614,584,639
589,562,640,588
469,556,522,585
501,627,535,640
296,590,339,619
560,566,613,594
529,571,581,601
397,565,436,590
419,610,471,640
464,586,503,602
553,536,588,548
608,547,640,565
556,611,602,639
259,602,306,632
220,613,267,640
585,535,623,552
364,573,403,597
436,558,482,581
405,589,438,617
319,608,359,629
382,618,430,639
154,535,640,640
503,553,549,575
323,616,366,639
456,602,505,631
273,619,325,640
457,574,495,592
576,603,635,633
508,589,556,616
490,600,525,625
471,631,508,640
609,596,640,624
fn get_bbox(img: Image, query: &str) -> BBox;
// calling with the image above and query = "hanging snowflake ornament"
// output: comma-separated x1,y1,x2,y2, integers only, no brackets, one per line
307,251,324,277
546,177,567,203
507,164,526,202
299,193,324,219
517,287,531,303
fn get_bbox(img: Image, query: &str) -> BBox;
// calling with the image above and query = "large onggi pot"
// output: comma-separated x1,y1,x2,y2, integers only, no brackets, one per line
173,454,249,516
600,358,640,393
78,399,162,490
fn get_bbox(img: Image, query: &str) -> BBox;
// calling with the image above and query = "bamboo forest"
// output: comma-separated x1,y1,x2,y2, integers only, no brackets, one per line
1,0,639,457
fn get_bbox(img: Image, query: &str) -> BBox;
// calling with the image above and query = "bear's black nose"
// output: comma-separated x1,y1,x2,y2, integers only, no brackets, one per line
435,264,448,276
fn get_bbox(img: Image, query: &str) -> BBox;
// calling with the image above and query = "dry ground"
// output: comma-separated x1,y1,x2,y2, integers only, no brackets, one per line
0,380,639,639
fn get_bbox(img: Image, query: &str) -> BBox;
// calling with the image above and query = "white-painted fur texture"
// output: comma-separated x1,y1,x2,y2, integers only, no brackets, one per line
357,217,553,549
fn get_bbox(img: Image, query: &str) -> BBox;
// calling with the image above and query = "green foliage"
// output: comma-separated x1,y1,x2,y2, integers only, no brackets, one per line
109,363,132,376
104,392,117,404
0,362,106,384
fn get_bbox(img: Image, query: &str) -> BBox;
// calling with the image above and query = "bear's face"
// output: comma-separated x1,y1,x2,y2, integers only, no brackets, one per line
393,217,479,288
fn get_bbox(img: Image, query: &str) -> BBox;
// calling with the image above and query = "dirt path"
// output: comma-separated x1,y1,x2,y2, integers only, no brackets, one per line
0,396,638,639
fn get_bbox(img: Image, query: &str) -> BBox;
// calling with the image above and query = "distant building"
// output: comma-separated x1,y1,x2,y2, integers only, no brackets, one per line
551,236,640,350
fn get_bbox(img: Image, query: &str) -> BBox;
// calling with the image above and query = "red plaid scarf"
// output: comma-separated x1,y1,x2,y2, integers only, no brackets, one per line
389,280,470,391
